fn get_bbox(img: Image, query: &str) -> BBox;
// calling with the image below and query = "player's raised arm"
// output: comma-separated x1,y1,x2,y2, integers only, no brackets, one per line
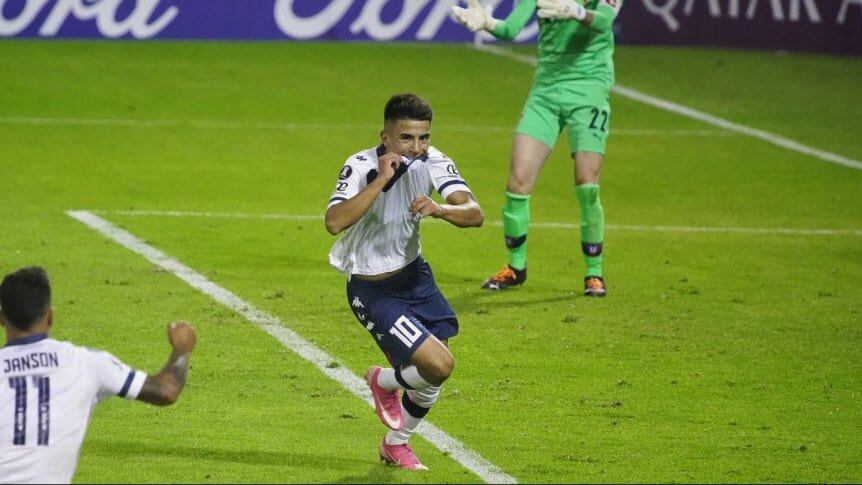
451,0,536,40
537,0,622,32
136,322,196,406
325,153,401,235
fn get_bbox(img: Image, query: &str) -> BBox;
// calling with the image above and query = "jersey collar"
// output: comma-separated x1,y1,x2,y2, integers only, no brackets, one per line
4,333,49,347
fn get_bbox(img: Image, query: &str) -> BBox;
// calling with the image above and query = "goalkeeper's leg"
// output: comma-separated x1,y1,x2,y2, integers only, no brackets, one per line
482,133,553,290
574,151,606,296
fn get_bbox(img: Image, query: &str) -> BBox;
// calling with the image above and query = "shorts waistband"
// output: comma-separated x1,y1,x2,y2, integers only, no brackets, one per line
349,257,423,291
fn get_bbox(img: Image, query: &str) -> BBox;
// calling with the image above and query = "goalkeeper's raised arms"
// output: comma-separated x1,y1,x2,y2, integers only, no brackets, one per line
451,0,499,33
537,0,587,20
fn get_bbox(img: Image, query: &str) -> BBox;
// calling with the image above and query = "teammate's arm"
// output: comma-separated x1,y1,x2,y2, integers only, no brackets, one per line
409,191,484,228
325,153,401,235
136,322,196,406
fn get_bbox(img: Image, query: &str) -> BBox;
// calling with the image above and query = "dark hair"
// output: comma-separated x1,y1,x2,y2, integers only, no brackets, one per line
0,267,52,330
384,93,433,124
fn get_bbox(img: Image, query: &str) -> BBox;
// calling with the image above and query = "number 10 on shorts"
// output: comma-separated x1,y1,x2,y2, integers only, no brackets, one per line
390,316,422,348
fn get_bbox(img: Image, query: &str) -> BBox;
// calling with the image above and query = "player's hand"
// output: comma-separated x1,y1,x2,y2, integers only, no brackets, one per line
451,0,498,33
409,196,444,220
537,0,587,20
377,152,402,182
167,321,196,354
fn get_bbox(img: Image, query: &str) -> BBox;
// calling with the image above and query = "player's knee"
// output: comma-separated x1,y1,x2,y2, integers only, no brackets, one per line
423,352,454,385
575,173,599,185
506,174,532,195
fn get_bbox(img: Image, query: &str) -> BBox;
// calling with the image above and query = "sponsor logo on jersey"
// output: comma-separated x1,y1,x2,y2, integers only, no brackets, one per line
339,165,353,180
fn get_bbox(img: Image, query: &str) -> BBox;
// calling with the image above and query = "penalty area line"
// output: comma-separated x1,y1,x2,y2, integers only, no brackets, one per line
65,209,518,485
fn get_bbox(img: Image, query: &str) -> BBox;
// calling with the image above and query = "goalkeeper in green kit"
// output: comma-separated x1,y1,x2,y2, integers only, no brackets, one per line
452,0,622,296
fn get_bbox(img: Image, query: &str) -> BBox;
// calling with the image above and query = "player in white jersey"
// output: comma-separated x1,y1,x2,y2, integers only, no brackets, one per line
325,94,484,470
0,267,196,484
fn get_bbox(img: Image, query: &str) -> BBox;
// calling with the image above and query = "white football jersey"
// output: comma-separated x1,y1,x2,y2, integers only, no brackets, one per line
0,334,146,484
327,145,472,275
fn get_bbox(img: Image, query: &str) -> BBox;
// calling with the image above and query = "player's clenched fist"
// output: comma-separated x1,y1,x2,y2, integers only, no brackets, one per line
168,321,196,354
378,152,403,182
409,196,443,219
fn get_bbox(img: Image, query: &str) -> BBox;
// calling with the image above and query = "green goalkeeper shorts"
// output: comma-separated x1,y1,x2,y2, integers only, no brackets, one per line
515,80,611,155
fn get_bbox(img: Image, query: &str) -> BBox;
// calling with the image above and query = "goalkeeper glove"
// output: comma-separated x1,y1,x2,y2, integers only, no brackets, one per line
537,0,587,20
451,0,499,33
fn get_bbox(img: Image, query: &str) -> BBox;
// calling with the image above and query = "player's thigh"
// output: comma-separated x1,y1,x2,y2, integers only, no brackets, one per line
563,83,611,161
508,133,554,195
510,89,559,194
346,284,431,368
409,258,459,343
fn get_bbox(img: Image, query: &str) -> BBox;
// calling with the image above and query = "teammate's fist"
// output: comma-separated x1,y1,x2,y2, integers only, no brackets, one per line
378,152,403,182
167,321,196,354
409,196,444,220
451,0,498,33
537,0,587,20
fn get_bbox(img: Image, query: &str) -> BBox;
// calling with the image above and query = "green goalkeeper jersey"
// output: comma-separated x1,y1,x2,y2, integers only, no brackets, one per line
490,0,623,86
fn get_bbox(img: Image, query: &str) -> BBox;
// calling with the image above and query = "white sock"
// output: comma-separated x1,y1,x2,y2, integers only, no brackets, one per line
396,364,433,390
385,386,440,445
376,368,400,391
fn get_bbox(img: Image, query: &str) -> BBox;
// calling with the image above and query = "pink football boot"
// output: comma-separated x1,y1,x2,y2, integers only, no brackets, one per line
379,438,429,471
366,366,403,430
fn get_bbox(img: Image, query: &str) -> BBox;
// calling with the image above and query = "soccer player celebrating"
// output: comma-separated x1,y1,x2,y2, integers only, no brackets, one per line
452,0,622,296
325,94,483,470
0,267,196,483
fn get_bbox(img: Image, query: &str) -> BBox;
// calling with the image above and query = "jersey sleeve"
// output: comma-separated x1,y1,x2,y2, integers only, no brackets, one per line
490,0,537,41
327,154,370,209
84,349,147,402
589,0,622,32
427,150,472,200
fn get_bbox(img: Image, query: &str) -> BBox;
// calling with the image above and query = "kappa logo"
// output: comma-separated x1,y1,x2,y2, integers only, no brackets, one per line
365,321,374,331
375,333,384,341
357,313,366,322
351,296,364,309
339,165,353,180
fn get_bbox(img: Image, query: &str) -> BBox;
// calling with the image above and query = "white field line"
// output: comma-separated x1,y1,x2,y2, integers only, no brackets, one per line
65,210,517,485
474,44,862,172
100,209,862,237
0,115,733,137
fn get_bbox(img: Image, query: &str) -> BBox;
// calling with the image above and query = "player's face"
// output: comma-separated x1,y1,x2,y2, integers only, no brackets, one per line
381,119,431,160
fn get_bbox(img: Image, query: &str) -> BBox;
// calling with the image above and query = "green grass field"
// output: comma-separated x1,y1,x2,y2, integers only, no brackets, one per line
0,40,860,483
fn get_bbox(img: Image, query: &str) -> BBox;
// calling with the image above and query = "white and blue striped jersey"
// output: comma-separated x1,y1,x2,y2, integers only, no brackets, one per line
328,145,472,276
0,334,146,484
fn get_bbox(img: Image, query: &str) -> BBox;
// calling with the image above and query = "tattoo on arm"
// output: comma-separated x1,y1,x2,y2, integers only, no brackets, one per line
137,351,191,406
